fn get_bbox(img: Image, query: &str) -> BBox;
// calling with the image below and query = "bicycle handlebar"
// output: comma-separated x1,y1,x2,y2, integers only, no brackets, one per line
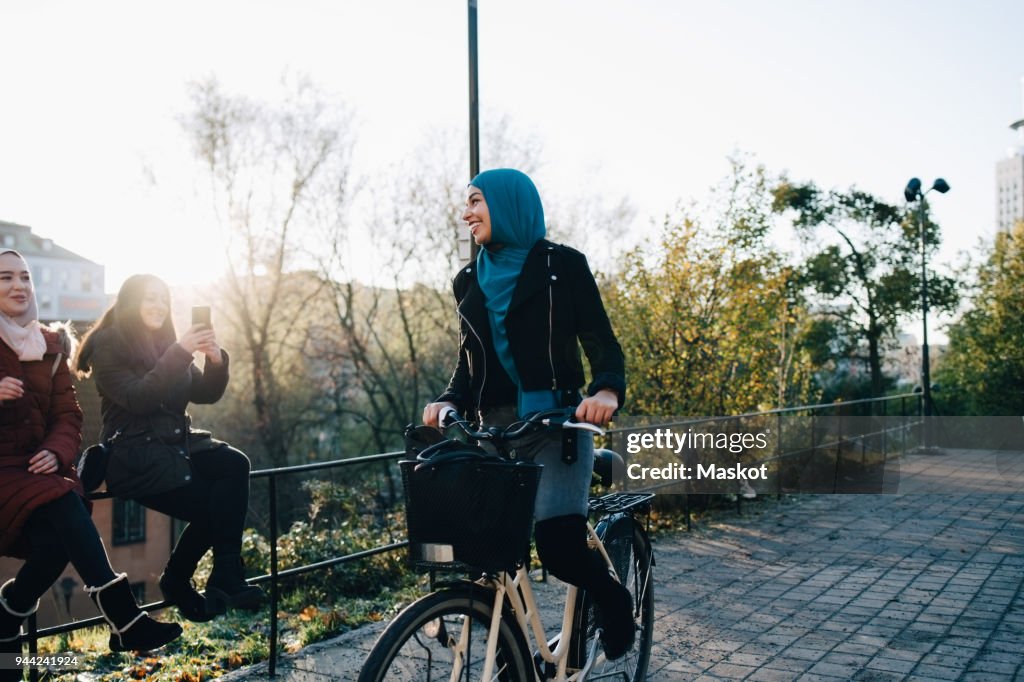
439,406,605,444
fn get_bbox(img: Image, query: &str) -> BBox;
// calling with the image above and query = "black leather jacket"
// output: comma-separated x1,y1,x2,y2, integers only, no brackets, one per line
87,327,230,496
437,239,625,414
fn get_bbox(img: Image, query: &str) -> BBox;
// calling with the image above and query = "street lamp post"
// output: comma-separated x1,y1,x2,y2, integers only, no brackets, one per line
463,0,481,264
903,177,950,443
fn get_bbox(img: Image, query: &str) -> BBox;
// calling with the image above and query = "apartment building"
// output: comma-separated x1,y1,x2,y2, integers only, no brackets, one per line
996,78,1024,232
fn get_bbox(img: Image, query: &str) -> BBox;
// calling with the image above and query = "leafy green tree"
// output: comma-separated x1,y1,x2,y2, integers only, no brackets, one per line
936,223,1024,415
772,181,959,398
606,162,814,416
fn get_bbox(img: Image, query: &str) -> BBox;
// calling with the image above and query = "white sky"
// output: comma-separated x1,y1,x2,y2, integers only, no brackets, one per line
2,0,1023,342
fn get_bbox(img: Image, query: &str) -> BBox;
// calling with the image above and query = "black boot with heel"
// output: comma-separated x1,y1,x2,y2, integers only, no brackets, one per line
159,568,216,622
205,553,264,613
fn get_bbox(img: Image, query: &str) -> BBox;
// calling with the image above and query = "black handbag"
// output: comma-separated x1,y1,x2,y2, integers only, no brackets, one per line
77,443,110,493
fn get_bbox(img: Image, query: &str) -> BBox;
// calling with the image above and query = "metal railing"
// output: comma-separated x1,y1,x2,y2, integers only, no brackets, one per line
15,393,922,679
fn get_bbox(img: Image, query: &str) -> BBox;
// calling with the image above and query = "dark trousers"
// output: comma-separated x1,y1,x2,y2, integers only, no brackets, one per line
139,445,251,577
534,514,622,603
5,493,117,612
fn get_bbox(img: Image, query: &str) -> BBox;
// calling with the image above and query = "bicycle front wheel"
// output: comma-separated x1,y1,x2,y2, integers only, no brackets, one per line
571,516,654,681
358,584,533,682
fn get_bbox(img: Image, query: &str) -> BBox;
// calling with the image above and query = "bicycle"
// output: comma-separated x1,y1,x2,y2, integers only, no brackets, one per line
358,407,655,681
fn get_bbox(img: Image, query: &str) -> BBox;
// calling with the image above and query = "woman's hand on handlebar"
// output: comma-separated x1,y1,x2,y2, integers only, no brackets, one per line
422,401,457,430
575,389,618,426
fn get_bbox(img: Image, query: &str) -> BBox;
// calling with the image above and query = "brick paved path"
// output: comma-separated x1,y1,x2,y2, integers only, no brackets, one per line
225,449,1023,680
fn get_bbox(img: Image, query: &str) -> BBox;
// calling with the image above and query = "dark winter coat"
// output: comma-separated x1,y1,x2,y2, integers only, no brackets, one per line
0,329,85,557
437,239,625,414
87,327,230,498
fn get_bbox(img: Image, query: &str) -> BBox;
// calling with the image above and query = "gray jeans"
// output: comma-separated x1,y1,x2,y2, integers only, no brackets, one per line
479,406,593,521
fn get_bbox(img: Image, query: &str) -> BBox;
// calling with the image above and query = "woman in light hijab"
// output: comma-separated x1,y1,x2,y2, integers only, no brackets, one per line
0,250,180,676
422,169,634,660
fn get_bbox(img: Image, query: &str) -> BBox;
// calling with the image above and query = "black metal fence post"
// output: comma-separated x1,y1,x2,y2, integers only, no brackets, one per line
28,612,38,682
268,475,279,677
775,410,783,499
832,405,843,494
881,395,887,460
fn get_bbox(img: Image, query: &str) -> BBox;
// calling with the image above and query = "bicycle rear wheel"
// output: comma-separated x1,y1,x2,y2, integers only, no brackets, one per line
570,516,654,681
358,584,532,682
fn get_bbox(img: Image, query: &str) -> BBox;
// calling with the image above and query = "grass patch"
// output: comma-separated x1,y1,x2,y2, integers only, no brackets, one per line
32,575,426,681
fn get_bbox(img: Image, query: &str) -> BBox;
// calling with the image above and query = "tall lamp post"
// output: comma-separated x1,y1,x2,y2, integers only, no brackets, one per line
462,0,481,264
903,177,950,427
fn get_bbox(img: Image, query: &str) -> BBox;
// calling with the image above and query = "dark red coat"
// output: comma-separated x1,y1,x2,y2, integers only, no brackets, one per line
0,329,85,557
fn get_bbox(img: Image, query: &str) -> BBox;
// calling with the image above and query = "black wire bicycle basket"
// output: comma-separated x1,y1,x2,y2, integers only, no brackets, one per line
400,438,542,574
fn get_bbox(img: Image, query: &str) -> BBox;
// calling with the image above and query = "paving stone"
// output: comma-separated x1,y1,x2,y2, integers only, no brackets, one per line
707,662,758,678
833,641,883,657
930,643,981,658
987,637,1024,653
875,646,928,662
919,652,973,668
756,633,802,648
857,623,903,638
974,650,1024,666
783,647,829,662
910,663,966,680
761,656,814,673
968,659,1021,676
746,668,799,682
851,669,904,681
821,651,872,668
809,660,865,678
937,633,988,649
865,656,918,674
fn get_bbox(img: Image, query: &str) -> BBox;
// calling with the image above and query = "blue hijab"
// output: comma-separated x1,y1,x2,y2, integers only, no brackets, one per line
473,169,546,387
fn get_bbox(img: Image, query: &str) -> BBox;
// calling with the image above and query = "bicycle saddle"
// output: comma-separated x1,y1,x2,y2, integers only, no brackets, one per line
593,448,625,488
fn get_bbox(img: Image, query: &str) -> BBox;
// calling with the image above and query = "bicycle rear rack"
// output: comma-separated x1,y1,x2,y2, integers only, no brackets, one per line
588,491,655,514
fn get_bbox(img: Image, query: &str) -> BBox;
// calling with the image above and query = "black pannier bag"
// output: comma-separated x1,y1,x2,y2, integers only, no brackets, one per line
400,428,542,574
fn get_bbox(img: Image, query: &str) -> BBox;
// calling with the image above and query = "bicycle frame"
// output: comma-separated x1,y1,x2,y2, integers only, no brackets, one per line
461,519,617,682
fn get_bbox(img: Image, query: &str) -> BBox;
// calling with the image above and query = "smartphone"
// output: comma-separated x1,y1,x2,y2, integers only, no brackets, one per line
191,305,212,328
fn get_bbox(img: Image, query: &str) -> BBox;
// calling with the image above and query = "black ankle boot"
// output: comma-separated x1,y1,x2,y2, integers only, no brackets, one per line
159,569,216,622
206,553,264,613
86,574,182,652
1,580,38,682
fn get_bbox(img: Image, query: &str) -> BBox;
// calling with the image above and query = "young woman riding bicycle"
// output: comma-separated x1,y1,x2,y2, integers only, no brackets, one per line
422,168,635,660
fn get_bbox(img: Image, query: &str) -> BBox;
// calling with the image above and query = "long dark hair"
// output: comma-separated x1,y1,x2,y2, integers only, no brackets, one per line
75,274,176,377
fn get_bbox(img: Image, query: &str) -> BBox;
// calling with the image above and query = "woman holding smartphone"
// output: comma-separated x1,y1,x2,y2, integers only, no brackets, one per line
1,253,181,671
74,274,263,622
